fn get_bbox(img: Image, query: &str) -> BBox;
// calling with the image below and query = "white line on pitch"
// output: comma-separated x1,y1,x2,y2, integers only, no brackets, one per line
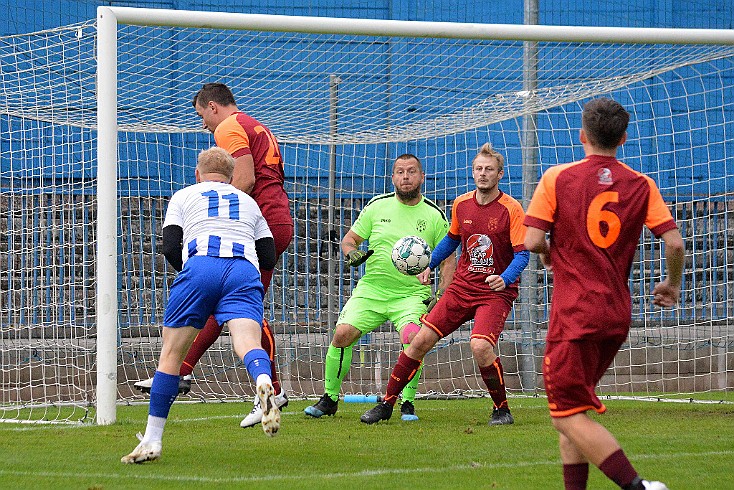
0,450,731,484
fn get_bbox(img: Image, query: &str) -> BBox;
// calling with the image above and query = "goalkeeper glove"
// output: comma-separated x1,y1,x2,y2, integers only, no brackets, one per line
346,249,374,267
423,288,443,313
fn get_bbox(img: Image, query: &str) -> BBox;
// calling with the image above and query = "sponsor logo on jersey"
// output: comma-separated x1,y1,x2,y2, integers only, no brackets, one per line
466,233,495,273
381,218,391,223
463,219,473,224
598,168,613,185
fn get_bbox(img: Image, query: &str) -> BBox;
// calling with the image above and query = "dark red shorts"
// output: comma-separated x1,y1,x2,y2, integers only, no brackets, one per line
543,335,626,418
270,222,294,257
420,284,516,345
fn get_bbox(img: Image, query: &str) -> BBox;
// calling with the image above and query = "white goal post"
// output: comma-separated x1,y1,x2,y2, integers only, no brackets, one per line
1,7,732,426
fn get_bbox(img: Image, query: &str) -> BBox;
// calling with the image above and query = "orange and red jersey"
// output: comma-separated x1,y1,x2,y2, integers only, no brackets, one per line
524,155,677,341
448,190,526,296
214,112,292,226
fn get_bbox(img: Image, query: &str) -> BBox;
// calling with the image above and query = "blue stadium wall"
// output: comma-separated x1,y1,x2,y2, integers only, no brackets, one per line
0,0,732,200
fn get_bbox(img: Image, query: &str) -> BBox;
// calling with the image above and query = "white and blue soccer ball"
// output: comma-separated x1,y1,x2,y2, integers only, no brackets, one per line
391,235,431,276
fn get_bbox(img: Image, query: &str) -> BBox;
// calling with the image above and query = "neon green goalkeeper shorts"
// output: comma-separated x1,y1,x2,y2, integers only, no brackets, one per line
336,294,427,335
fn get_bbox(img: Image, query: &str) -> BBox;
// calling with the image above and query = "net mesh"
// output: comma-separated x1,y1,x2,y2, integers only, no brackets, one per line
0,18,732,422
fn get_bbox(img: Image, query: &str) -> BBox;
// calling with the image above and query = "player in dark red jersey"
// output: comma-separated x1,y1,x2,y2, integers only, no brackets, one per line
524,97,684,490
361,143,529,425
135,83,293,427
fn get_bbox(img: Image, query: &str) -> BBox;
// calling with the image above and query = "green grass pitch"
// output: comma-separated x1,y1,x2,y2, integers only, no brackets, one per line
0,397,731,489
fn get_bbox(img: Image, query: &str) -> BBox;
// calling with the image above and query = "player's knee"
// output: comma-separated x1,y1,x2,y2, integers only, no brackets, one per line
470,338,496,363
332,323,360,348
406,328,437,358
400,322,421,344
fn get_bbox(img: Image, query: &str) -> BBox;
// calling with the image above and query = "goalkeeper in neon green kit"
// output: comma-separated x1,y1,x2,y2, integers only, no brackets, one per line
305,154,456,421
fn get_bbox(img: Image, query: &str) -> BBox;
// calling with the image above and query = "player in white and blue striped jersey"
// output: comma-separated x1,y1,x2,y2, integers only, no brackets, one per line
122,147,279,464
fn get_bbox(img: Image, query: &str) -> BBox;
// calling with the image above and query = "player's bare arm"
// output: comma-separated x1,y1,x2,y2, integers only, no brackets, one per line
437,255,456,289
341,229,365,255
416,253,456,286
341,229,373,266
231,154,256,194
652,228,684,307
524,226,552,270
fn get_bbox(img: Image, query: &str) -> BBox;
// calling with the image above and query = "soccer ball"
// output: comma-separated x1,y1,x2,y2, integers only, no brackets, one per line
391,235,431,275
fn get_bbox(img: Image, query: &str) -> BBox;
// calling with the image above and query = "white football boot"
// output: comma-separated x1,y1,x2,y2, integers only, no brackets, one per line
642,481,669,490
240,391,289,428
256,382,281,437
121,433,162,464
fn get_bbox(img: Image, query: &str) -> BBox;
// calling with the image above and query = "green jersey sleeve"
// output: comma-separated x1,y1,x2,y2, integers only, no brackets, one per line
350,198,375,241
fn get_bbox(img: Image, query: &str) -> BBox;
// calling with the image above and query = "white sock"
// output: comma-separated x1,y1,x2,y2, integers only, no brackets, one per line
142,415,166,443
256,373,272,388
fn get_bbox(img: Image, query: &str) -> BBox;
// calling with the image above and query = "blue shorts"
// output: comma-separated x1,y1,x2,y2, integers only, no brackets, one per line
163,256,264,329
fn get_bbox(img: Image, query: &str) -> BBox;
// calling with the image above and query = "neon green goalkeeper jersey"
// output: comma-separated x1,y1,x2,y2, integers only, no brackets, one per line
350,192,449,301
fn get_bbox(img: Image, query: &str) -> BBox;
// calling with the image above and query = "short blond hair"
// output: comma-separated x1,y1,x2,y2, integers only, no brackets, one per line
472,143,504,172
197,147,235,179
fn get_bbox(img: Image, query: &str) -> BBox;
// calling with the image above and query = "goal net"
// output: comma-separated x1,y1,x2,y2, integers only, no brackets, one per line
1,9,733,424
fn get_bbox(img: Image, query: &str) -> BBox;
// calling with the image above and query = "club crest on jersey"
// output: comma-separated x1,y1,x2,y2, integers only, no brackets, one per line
598,168,613,185
415,219,427,232
487,216,499,232
466,233,495,273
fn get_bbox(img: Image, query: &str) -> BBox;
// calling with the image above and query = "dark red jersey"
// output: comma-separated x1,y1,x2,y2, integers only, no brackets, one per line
214,112,292,226
524,155,677,341
448,190,526,296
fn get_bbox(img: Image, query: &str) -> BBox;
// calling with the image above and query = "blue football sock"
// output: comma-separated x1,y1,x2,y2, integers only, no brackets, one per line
149,371,179,419
243,348,272,381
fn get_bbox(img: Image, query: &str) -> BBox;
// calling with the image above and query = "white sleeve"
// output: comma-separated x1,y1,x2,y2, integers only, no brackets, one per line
162,191,184,229
254,214,273,241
